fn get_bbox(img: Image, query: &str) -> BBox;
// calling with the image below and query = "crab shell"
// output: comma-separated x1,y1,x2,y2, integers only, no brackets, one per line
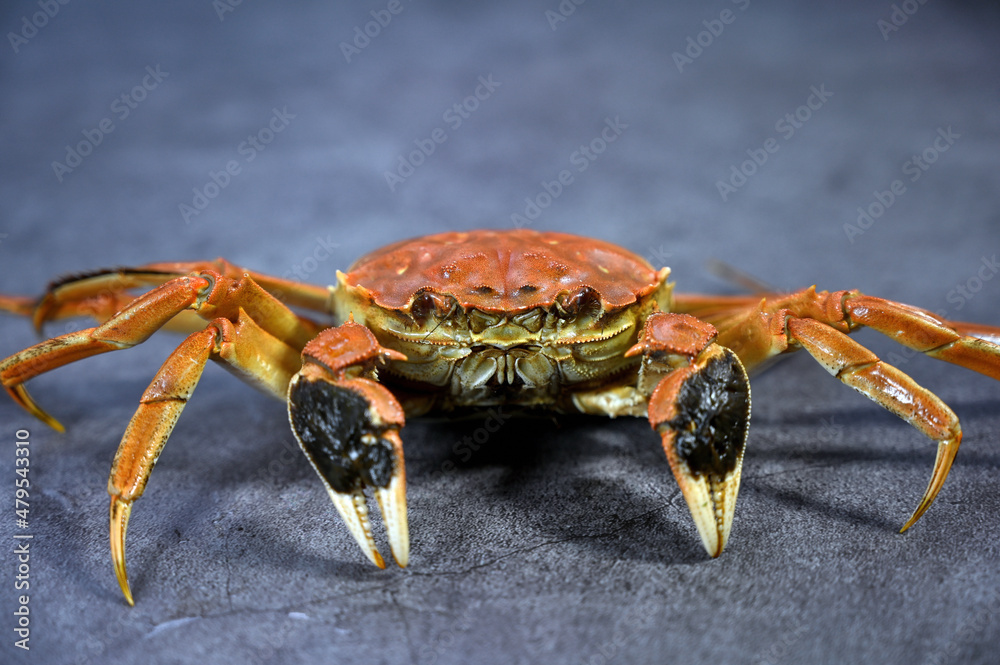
328,230,673,407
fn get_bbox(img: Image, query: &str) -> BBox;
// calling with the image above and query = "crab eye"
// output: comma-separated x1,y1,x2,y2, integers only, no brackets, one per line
555,286,601,320
410,291,455,326
468,308,501,334
512,308,545,333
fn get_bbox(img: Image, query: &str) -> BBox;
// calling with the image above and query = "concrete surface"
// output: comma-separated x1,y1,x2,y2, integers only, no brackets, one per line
2,1,999,663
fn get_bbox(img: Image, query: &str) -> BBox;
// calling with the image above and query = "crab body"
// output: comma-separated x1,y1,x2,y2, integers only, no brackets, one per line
3,228,1000,606
332,230,671,413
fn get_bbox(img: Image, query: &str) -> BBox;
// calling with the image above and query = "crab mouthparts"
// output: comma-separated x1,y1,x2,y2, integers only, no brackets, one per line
456,345,556,389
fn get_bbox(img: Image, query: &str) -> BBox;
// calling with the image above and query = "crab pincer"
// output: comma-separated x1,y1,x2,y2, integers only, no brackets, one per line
628,312,751,557
287,322,409,568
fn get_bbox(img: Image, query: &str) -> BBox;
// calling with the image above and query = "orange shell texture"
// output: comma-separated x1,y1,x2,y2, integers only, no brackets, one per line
345,229,659,312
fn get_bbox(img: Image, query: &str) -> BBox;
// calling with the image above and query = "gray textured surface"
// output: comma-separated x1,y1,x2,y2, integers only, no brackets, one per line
2,1,1000,663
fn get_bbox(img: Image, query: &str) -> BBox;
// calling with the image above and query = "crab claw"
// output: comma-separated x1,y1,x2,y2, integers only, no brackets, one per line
649,346,751,557
287,325,409,568
309,427,409,569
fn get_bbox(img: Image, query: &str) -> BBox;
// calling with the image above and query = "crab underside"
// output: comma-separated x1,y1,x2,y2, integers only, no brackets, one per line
2,229,1000,605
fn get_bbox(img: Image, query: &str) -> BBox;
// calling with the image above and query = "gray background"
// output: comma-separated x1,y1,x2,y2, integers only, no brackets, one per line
2,1,1000,663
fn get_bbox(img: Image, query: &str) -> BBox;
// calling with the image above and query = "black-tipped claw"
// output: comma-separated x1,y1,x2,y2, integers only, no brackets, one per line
288,376,408,567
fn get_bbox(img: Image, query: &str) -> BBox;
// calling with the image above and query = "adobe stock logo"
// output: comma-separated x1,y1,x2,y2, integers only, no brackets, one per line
876,0,930,41
180,107,296,224
715,84,833,201
51,65,170,183
844,126,959,243
7,0,71,54
340,0,410,64
383,75,501,192
545,0,587,31
672,0,751,73
510,116,628,228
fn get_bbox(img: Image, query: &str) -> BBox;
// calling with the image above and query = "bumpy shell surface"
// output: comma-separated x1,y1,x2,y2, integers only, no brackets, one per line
344,229,660,313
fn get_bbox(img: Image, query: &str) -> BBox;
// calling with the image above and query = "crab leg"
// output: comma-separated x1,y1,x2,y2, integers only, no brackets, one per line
694,294,992,530
287,322,409,569
0,258,330,333
948,321,1000,347
1,271,328,604
13,270,195,333
0,294,35,317
783,317,963,529
621,312,751,557
108,312,301,604
142,259,331,313
837,294,1000,380
2,275,213,431
676,287,1000,376
1,271,323,430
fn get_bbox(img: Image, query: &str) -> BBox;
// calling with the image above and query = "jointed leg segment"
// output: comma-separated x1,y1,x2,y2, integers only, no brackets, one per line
0,258,331,333
2,269,320,604
108,311,303,604
679,286,1000,531
785,317,961,530
1,270,325,427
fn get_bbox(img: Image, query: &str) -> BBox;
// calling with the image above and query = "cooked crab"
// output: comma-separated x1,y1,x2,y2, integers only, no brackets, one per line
2,229,1000,605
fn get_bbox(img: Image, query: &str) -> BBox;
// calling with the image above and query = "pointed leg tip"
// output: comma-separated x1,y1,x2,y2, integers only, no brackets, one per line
119,579,135,606
110,497,135,606
899,503,928,533
898,437,960,534
6,384,65,432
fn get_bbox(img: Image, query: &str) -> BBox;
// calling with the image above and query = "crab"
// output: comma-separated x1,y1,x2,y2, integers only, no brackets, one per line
2,229,1000,606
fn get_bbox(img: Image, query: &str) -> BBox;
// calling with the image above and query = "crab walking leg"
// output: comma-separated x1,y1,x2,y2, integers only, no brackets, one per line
109,326,213,606
17,270,194,333
700,288,1000,526
624,312,751,557
949,321,1000,347
677,288,1000,380
109,313,302,604
1,276,212,431
287,322,409,569
0,259,331,332
784,317,962,530
1,271,324,430
837,294,1000,381
142,259,331,313
0,294,36,317
711,303,965,530
672,293,770,329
